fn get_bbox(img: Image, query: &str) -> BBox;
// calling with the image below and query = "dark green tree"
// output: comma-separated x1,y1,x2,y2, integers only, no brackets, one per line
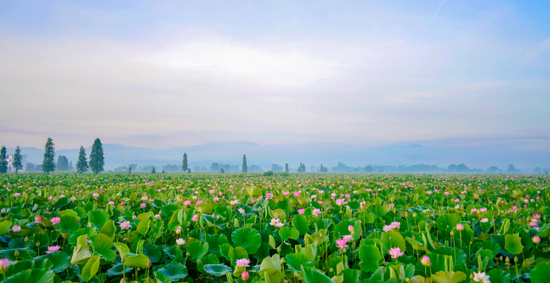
56,155,69,171
89,138,105,174
151,166,156,174
12,146,23,174
76,146,89,173
42,138,56,173
242,154,248,173
285,163,289,172
182,153,188,172
0,146,7,174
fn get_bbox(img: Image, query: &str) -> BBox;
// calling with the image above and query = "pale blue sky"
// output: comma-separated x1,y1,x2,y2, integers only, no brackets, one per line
1,0,549,150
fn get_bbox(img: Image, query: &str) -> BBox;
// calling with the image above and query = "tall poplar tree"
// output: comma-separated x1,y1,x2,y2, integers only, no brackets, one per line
89,138,105,174
0,146,7,174
42,138,56,173
182,153,188,172
13,146,23,173
76,146,89,173
242,154,248,173
285,163,289,172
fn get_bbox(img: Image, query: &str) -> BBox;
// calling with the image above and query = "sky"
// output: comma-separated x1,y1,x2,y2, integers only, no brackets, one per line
1,0,549,150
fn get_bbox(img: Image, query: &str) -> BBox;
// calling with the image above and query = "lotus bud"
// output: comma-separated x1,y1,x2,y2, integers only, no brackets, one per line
147,260,152,268
241,270,249,281
413,212,417,218
14,250,19,257
24,236,28,242
36,241,40,247
120,279,127,283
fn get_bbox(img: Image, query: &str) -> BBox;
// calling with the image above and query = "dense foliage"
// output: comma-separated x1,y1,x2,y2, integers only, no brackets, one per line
0,172,549,283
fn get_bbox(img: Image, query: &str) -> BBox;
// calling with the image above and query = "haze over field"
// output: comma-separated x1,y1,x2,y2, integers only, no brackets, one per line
1,0,549,168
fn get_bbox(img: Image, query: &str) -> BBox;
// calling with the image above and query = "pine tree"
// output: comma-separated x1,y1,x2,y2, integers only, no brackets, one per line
242,154,248,173
42,138,56,173
76,146,89,173
89,138,105,174
182,153,188,172
0,146,7,174
12,146,23,173
285,163,289,172
57,155,69,171
151,166,156,174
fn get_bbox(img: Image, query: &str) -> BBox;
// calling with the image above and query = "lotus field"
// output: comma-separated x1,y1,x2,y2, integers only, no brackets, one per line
1,173,550,283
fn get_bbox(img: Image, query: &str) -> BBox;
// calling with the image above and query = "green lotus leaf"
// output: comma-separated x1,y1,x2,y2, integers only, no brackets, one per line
302,266,335,283
143,244,163,263
231,227,261,254
284,253,315,273
88,210,109,228
158,262,189,281
124,253,150,268
114,242,130,261
531,262,550,283
359,245,382,273
279,226,300,241
486,269,510,283
81,255,100,282
106,263,133,277
431,271,467,283
58,215,79,233
342,269,360,283
228,246,248,266
0,220,13,235
203,264,232,277
436,214,461,237
136,219,151,235
260,254,281,275
381,231,406,251
206,233,230,255
44,252,71,273
4,269,55,283
168,209,184,230
187,241,209,261
504,234,524,255
90,233,116,261
70,244,91,266
100,220,116,238
293,215,310,235
245,186,263,198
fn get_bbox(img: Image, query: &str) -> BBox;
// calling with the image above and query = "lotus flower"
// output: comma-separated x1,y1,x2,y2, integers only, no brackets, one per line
46,246,60,253
472,271,490,283
389,247,404,259
236,258,250,267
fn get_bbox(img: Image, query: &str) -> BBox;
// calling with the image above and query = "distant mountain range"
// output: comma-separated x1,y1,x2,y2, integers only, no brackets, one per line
5,138,550,171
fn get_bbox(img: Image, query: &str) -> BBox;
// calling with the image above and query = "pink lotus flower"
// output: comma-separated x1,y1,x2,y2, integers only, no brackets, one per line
342,235,353,242
51,217,61,225
236,258,251,267
46,246,60,254
140,203,147,208
293,191,301,197
241,270,249,280
14,193,21,197
108,201,115,205
283,191,290,196
184,200,191,206
34,216,42,224
120,202,126,206
0,258,9,272
533,235,541,244
298,209,305,215
348,225,354,234
92,193,99,198
456,224,464,231
312,209,321,216
336,238,348,249
335,199,346,206
155,214,161,219
421,255,431,266
120,221,131,230
192,215,199,222
12,225,21,232
389,247,404,259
